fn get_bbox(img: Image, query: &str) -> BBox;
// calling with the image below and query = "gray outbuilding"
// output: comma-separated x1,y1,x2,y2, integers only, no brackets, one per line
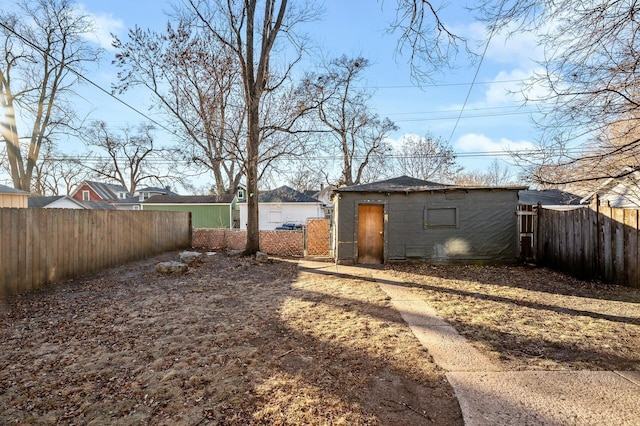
332,176,527,264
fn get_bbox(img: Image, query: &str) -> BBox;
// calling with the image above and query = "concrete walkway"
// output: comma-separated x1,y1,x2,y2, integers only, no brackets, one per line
297,260,640,426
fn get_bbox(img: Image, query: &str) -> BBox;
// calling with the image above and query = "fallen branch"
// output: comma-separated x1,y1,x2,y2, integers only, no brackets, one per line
388,399,434,422
277,349,295,358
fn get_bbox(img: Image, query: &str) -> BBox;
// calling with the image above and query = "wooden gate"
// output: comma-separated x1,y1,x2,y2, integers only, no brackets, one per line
517,204,537,261
357,204,384,264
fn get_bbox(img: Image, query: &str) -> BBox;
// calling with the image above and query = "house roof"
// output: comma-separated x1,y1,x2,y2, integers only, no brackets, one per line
71,180,130,200
579,167,640,207
0,184,29,195
258,186,321,203
28,195,87,209
518,189,582,206
82,200,117,210
144,194,235,204
110,196,142,205
334,175,526,193
136,186,177,195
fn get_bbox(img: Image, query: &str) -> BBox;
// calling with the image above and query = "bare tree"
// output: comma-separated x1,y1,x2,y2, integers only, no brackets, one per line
301,55,398,186
471,1,640,185
394,133,460,182
182,0,318,254
32,144,89,195
0,0,101,191
113,21,245,195
82,121,187,194
455,158,516,186
387,0,472,80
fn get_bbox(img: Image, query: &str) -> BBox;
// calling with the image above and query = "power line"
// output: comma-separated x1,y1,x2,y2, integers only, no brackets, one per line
0,20,182,141
362,78,528,90
393,110,541,123
446,3,506,145
49,146,585,164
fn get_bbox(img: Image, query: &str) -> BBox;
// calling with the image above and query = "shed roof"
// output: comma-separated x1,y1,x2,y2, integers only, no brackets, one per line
335,175,526,193
144,194,234,204
0,184,29,195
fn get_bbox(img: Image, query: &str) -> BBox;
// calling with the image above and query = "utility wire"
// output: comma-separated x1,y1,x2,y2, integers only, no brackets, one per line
0,20,182,140
447,14,503,144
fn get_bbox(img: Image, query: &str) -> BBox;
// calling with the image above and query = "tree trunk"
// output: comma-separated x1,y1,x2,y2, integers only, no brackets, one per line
244,100,261,255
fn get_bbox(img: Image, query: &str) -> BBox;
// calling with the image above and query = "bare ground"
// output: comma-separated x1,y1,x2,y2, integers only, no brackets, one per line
3,254,639,425
0,253,462,425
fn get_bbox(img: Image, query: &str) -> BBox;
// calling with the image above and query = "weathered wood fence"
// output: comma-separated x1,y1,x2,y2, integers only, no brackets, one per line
536,202,640,288
0,209,192,299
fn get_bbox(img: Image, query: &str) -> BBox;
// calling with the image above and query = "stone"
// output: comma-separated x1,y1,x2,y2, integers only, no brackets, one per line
227,249,244,257
255,251,269,262
156,261,188,275
180,251,202,265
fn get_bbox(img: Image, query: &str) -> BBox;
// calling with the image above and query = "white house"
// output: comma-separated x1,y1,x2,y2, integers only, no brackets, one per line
28,195,90,209
238,185,324,230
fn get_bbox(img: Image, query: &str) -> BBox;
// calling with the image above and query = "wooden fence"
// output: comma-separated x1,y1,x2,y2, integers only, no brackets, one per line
0,209,192,299
536,202,640,288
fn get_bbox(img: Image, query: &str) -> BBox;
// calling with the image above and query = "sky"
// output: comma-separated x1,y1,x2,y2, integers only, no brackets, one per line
6,0,548,188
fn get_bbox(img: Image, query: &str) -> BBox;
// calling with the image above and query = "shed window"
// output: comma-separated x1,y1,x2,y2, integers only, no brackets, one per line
424,207,458,228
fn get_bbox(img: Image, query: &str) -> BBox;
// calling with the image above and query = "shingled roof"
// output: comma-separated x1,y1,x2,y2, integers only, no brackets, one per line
335,175,527,193
258,186,321,203
0,184,29,195
334,176,450,193
518,189,582,206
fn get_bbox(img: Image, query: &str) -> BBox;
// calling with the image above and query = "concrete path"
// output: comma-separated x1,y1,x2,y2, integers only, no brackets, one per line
297,260,640,426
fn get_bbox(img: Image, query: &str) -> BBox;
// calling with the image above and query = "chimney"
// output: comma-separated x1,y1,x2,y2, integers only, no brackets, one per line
320,183,324,191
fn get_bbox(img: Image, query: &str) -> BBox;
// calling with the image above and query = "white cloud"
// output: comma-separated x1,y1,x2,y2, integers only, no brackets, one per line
454,133,535,153
452,21,546,68
77,4,124,50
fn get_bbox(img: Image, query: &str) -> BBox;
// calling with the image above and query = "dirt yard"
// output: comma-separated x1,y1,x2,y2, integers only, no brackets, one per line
2,253,639,425
0,253,462,425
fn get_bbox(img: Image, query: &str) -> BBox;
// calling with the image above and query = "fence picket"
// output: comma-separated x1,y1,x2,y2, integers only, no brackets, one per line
0,209,190,299
533,204,640,287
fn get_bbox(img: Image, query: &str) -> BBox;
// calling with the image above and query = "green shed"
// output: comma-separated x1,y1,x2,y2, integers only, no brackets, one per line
333,176,527,264
143,194,234,229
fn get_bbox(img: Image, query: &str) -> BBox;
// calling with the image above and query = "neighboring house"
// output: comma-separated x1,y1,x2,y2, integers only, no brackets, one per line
28,195,89,209
81,200,117,210
304,184,336,218
238,185,324,230
579,168,640,208
143,194,235,228
70,180,141,210
518,189,584,210
332,175,526,264
0,184,29,208
134,186,177,202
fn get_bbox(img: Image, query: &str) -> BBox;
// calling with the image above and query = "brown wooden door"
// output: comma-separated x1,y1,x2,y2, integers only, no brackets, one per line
357,204,384,264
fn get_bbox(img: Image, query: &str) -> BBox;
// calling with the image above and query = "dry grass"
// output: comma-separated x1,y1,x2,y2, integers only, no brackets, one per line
4,252,637,425
386,263,640,371
0,253,462,425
